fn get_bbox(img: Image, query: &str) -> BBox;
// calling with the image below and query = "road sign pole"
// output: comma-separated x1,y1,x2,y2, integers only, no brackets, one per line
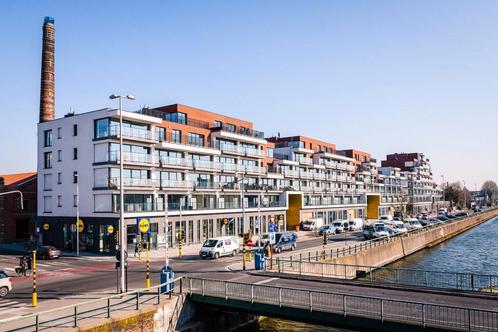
145,241,150,288
32,250,37,307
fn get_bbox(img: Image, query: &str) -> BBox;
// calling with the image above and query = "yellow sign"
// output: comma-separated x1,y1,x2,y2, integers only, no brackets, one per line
223,218,228,225
138,218,150,233
77,219,84,233
43,224,49,231
107,225,114,234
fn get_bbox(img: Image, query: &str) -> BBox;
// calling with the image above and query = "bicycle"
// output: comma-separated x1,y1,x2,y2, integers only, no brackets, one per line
15,256,32,277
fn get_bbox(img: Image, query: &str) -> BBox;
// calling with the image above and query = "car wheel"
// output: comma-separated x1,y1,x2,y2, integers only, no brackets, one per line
0,287,8,297
232,250,237,257
214,252,220,259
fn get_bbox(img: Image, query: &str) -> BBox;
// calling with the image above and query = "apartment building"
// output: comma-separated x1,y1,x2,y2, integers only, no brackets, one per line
381,153,444,214
37,105,287,253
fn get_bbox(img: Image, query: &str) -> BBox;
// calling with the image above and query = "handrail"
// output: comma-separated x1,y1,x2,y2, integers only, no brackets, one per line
0,277,182,325
186,276,497,313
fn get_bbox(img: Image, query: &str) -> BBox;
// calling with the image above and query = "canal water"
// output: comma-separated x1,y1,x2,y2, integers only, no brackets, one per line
241,216,498,331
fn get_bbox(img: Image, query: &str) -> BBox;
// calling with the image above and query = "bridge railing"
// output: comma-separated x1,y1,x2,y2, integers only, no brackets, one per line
0,277,184,332
267,258,498,292
186,276,498,332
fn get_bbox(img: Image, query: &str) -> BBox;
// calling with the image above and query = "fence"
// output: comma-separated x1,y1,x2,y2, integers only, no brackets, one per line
186,277,498,332
267,258,498,292
0,277,183,332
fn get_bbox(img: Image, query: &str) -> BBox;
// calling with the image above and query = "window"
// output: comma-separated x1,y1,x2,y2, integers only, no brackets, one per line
44,152,52,169
44,130,52,147
156,127,165,141
240,126,249,135
165,112,187,124
188,133,204,146
95,118,109,138
267,148,274,158
73,148,78,160
214,120,222,128
226,123,236,133
57,195,62,207
43,174,52,190
73,195,78,207
57,127,62,139
73,171,78,184
57,172,62,184
172,130,181,143
57,150,62,162
43,196,52,213
73,124,78,136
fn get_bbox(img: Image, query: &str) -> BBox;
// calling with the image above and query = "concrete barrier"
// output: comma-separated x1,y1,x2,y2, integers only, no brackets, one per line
324,210,498,269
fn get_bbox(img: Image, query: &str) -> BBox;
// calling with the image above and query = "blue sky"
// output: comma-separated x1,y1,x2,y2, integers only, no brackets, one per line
1,0,497,188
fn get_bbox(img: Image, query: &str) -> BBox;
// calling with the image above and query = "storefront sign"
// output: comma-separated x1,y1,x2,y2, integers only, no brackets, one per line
77,219,84,233
137,218,150,234
107,225,114,234
43,223,50,231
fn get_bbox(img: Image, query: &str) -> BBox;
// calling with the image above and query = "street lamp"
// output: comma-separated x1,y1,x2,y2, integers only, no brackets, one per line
109,94,135,293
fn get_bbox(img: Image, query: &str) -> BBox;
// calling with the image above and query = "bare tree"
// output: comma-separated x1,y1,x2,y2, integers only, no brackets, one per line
481,180,498,206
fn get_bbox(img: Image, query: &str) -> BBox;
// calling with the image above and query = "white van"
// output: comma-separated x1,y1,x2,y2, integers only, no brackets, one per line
405,218,423,230
199,236,240,259
347,219,364,231
302,218,324,231
387,220,408,234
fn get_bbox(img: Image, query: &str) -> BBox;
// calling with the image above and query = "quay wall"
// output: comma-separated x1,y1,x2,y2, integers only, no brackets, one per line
325,210,498,268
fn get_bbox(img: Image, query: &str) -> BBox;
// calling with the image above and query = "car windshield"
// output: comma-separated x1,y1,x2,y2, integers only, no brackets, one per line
410,220,419,224
375,225,386,232
320,226,329,230
203,239,218,247
0,272,7,278
396,224,405,229
333,222,342,227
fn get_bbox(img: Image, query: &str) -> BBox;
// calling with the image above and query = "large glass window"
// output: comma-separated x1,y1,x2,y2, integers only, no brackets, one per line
226,123,236,132
95,118,109,138
188,133,204,146
44,130,52,147
172,130,181,143
165,112,187,124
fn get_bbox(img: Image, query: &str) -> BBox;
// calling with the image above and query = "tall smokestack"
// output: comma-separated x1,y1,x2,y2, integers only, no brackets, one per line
39,16,55,123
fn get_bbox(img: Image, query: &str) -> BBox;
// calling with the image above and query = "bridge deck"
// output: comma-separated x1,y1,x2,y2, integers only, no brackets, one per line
186,273,498,331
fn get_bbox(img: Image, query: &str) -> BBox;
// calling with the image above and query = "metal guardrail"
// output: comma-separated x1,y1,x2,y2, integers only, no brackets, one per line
291,209,497,263
268,258,498,292
186,277,498,332
0,277,184,332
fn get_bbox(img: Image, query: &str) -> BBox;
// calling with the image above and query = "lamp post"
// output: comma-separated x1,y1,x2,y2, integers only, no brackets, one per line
109,94,135,293
75,173,79,257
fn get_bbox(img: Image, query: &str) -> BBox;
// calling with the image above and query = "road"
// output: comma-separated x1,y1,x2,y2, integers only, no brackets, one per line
0,231,363,319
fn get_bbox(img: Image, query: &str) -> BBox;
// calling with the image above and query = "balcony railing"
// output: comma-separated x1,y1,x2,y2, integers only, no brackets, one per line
109,177,158,188
160,180,192,189
109,151,157,165
296,157,313,165
113,202,163,213
211,123,265,139
159,156,190,168
192,159,221,171
283,169,299,177
299,171,313,179
109,125,155,142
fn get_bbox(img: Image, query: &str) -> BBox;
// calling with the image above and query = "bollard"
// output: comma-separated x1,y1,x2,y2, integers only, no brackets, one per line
315,251,318,261
290,256,293,268
32,250,37,307
308,252,311,262
145,241,150,289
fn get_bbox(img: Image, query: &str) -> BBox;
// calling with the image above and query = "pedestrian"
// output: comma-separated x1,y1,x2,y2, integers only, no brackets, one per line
134,242,139,257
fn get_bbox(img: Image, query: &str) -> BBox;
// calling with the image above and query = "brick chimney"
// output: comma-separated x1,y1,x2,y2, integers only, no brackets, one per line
39,16,55,123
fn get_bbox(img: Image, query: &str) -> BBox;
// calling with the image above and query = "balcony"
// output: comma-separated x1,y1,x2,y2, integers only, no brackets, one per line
159,156,190,168
299,171,313,179
109,151,158,166
109,125,156,143
243,165,266,174
107,177,158,188
113,202,163,213
160,180,192,190
243,147,265,157
217,143,243,155
192,159,221,171
220,163,239,172
283,169,299,178
323,161,338,169
313,173,326,180
296,157,313,165
211,123,265,139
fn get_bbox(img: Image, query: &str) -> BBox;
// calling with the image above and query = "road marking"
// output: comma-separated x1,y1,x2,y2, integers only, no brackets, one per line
255,277,279,285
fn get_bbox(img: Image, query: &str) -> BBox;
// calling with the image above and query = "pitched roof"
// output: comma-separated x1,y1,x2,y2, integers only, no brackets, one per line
0,172,37,186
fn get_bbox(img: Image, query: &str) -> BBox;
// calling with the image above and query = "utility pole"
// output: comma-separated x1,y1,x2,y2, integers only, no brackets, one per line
75,174,79,257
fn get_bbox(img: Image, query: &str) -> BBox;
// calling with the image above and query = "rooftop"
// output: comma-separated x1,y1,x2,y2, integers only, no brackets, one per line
0,172,37,186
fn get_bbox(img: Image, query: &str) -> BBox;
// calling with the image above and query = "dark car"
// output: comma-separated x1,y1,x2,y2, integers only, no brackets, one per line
446,214,457,219
273,232,297,253
454,212,468,217
35,246,61,259
437,215,449,222
318,225,335,236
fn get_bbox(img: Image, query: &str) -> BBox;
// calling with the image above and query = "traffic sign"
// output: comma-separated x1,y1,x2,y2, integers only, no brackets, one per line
269,232,276,245
246,239,253,247
77,219,84,233
138,218,150,234
107,225,114,234
43,224,49,231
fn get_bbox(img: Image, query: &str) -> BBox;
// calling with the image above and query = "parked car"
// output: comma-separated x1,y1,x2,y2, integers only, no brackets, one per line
446,214,457,219
302,218,324,231
437,215,449,222
384,226,398,236
346,219,364,231
273,231,298,253
405,218,423,230
199,236,240,259
454,211,468,217
318,225,336,236
332,221,345,234
379,215,393,222
35,245,61,260
392,221,408,234
0,271,12,297
373,223,390,238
